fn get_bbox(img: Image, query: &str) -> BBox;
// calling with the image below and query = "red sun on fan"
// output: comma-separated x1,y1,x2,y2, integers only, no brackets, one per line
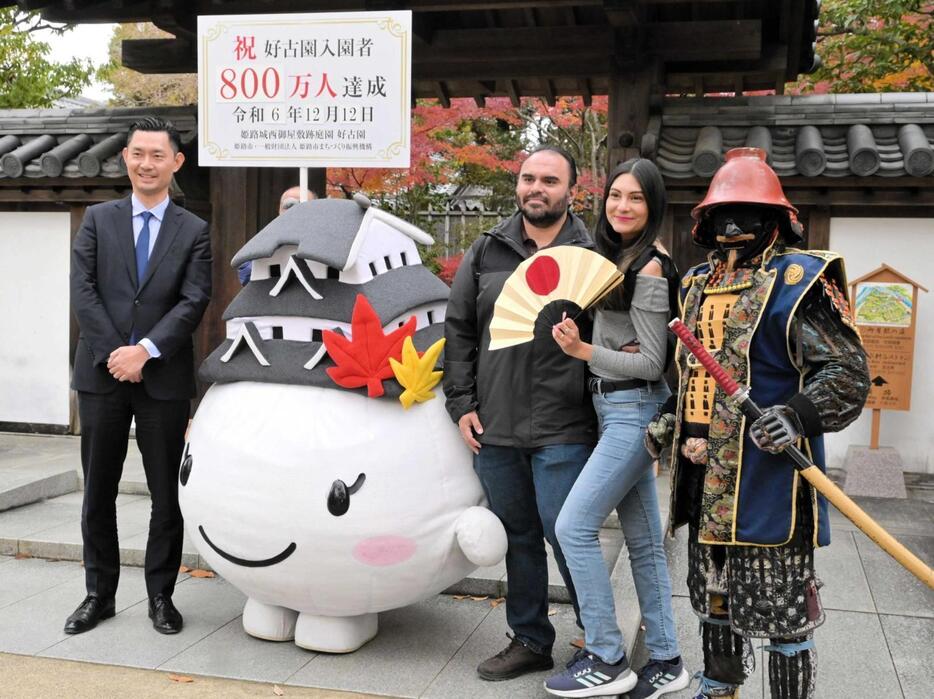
525,255,560,295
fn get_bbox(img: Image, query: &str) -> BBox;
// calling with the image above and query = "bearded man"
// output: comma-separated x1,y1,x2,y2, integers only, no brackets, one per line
444,145,596,682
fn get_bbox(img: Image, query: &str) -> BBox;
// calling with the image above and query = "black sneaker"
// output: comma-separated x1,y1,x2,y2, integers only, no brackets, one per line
628,658,690,698
477,635,554,681
544,650,636,697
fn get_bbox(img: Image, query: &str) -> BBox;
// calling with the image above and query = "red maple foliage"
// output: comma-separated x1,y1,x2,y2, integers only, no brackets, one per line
327,97,524,196
323,295,416,398
435,253,465,286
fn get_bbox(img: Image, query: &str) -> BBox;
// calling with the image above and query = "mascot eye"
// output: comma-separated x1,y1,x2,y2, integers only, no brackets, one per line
179,445,193,487
327,473,366,517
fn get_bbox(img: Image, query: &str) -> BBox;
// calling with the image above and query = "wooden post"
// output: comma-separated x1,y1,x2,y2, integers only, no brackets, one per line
807,205,830,250
870,409,881,450
607,60,660,170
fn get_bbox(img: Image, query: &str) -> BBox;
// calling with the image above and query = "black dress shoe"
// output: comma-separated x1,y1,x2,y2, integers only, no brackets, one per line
148,594,183,634
64,595,115,634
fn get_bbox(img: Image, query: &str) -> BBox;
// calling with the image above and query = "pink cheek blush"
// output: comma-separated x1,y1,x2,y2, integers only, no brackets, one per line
352,536,417,567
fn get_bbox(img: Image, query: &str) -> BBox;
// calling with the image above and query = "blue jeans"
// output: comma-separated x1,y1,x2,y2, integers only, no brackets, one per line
555,383,680,664
473,443,590,654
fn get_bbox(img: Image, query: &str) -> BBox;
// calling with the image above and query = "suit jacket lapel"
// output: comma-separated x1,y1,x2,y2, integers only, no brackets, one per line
112,197,138,289
138,201,182,293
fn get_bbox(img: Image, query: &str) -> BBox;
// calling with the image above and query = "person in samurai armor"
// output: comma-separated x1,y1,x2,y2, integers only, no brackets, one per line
645,147,870,698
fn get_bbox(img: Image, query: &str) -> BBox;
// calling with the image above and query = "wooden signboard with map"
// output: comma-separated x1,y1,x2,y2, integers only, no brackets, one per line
850,264,927,448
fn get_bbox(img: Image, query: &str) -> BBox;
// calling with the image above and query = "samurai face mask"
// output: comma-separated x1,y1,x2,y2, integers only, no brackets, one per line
709,204,782,264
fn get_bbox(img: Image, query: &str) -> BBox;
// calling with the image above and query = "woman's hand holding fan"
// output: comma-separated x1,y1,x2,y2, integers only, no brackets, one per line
488,246,623,350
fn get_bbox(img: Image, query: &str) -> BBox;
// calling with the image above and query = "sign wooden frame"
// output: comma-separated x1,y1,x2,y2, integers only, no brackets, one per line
849,263,927,448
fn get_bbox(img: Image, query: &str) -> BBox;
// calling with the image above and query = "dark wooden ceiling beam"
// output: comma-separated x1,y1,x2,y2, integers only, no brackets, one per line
667,44,787,78
426,24,613,52
646,20,761,61
119,17,763,73
120,35,614,77
122,37,194,73
604,0,641,28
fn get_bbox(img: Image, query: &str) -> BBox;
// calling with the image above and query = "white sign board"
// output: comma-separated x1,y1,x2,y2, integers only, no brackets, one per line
197,11,411,168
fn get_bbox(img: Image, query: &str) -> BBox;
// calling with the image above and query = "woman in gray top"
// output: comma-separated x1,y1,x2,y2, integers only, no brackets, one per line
544,159,688,699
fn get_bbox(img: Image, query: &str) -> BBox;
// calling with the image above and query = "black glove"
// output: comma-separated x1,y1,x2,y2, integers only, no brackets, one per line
749,405,804,454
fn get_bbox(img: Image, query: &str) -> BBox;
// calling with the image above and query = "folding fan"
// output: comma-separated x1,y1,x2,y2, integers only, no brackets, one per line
488,246,623,350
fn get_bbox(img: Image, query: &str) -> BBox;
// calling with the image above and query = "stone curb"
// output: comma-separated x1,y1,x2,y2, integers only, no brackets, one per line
0,469,78,512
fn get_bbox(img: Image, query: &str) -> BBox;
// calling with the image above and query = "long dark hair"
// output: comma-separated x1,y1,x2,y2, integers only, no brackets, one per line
595,158,667,310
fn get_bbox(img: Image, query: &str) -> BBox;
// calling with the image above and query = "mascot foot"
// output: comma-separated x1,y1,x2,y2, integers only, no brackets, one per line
242,598,298,642
294,612,378,653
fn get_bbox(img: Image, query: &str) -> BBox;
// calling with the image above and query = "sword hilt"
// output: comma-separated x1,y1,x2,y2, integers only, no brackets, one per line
668,318,742,398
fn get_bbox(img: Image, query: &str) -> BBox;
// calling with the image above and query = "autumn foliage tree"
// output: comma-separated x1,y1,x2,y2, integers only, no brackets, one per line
328,97,523,203
99,23,197,106
0,9,94,108
790,0,933,93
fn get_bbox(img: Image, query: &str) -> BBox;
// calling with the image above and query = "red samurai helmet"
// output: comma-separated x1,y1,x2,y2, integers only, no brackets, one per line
691,147,804,248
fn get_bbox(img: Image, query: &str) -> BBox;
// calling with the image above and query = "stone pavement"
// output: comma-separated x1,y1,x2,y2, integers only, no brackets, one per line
1,432,932,698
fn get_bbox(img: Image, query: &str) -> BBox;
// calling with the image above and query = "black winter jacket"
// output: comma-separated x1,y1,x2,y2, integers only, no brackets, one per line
443,211,598,448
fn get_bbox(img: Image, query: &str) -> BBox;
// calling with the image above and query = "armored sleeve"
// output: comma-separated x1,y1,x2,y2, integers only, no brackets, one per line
786,276,870,436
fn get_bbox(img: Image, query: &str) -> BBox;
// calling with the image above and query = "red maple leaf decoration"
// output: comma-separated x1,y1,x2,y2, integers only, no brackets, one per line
323,294,417,398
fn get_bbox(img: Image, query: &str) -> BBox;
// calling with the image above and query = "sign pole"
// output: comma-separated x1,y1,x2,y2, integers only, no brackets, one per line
870,409,881,450
299,167,309,203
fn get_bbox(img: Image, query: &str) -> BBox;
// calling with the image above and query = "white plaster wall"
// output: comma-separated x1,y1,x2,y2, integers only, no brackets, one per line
0,212,71,426
826,217,934,475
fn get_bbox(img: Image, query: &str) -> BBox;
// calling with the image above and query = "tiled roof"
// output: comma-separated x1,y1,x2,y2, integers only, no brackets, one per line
650,94,934,179
0,107,196,180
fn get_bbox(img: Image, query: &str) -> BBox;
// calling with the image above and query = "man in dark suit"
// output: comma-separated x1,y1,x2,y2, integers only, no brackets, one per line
67,116,212,635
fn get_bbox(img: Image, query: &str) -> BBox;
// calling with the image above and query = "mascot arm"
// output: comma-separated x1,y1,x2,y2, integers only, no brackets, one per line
454,506,508,567
787,280,870,436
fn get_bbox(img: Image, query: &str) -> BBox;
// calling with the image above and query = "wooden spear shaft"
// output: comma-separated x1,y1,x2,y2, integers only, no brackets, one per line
669,318,934,590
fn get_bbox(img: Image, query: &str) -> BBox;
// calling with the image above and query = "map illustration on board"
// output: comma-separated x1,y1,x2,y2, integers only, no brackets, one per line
855,282,913,327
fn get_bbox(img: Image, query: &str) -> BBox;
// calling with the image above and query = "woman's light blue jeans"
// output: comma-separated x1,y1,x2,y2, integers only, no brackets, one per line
555,382,680,664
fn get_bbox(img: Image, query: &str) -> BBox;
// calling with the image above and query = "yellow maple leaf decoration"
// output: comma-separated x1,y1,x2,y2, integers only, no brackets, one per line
389,336,445,409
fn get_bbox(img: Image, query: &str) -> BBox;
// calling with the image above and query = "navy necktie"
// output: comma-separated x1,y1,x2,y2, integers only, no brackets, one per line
136,211,153,284
130,211,153,346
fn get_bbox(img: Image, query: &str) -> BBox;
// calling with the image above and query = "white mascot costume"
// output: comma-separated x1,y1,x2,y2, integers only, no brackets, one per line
181,194,507,653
